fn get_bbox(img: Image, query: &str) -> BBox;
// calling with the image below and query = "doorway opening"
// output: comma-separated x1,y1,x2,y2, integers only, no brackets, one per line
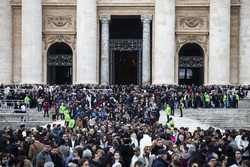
178,43,204,85
109,16,142,85
114,51,138,85
47,42,73,85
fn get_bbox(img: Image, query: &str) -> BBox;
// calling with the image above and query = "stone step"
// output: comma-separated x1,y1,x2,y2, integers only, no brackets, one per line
175,108,250,129
0,121,53,129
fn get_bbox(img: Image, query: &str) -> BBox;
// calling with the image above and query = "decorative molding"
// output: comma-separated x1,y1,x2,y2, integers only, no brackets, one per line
180,16,204,28
99,15,111,24
141,15,152,24
44,34,76,50
47,15,73,28
176,34,208,55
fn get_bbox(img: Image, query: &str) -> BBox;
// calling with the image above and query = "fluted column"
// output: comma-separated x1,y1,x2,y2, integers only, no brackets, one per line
76,0,98,84
209,0,231,85
153,0,176,85
240,0,250,85
100,15,110,84
141,15,152,84
0,0,12,83
21,0,43,83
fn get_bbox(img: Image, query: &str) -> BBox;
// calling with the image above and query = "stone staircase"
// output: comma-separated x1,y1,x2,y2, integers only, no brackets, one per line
160,95,250,130
182,108,250,130
1,95,250,130
0,109,52,129
239,92,250,108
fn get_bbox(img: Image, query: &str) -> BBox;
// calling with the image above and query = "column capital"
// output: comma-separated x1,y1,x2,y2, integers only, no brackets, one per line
100,15,111,24
141,15,152,23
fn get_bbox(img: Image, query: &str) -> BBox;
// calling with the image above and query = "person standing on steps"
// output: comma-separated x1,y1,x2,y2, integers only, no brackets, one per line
164,103,171,123
179,100,184,117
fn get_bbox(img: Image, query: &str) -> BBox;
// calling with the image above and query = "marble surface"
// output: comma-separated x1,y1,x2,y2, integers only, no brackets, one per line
208,0,231,84
21,0,43,83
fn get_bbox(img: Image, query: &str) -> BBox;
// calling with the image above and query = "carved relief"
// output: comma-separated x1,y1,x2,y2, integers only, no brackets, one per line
177,35,207,46
44,34,76,50
180,17,204,28
47,15,73,28
177,16,208,32
43,8,76,32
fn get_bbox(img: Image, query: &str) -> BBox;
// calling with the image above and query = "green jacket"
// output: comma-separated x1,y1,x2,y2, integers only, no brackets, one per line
64,113,71,123
68,119,75,129
165,105,171,116
24,96,31,104
204,93,210,103
59,104,66,114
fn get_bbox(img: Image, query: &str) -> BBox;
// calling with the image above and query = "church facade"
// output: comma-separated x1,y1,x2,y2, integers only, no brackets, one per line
0,0,249,85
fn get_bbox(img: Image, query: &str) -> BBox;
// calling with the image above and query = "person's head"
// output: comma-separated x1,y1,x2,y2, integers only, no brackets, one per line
156,138,164,147
171,159,181,167
51,147,59,155
82,149,92,159
235,150,242,160
43,144,52,153
178,134,185,142
114,151,120,161
80,158,90,167
158,149,169,162
112,162,122,167
73,147,83,159
207,156,217,167
134,160,145,167
190,162,199,167
143,146,151,155
134,147,141,156
94,149,104,160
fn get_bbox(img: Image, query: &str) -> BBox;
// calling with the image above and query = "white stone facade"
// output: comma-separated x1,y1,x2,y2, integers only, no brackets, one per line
0,0,12,84
0,0,248,85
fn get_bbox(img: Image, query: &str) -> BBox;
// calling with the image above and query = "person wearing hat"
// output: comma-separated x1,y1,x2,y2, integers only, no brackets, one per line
205,155,217,167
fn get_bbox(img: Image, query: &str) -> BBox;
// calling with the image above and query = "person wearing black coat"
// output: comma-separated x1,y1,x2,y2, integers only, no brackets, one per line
152,150,169,167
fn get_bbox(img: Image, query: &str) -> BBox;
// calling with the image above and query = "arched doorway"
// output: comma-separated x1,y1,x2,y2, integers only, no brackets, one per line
178,43,204,85
47,42,73,84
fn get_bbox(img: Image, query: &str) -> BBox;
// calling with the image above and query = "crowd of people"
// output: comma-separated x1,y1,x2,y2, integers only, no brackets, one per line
0,84,249,167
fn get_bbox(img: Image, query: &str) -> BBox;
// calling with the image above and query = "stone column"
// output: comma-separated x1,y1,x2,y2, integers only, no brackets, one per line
141,15,152,84
100,15,110,84
76,0,98,84
21,0,43,84
209,0,231,85
153,0,176,85
0,0,12,83
240,0,250,85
